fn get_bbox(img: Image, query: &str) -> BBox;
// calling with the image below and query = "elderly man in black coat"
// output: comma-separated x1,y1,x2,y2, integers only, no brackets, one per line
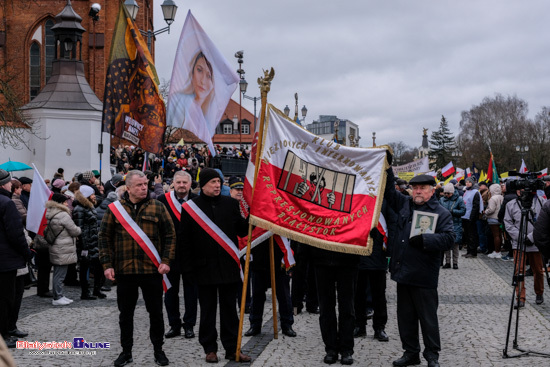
384,162,454,367
179,168,251,363
0,170,31,348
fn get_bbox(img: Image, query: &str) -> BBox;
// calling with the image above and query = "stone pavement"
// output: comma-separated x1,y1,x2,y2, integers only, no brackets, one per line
10,249,550,366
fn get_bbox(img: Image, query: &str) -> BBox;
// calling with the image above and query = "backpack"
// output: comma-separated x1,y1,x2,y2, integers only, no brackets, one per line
43,212,62,245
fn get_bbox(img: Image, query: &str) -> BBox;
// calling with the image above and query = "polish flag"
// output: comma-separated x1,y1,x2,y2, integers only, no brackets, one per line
519,159,528,173
455,168,465,179
26,165,52,235
441,162,455,177
538,168,548,178
466,167,472,177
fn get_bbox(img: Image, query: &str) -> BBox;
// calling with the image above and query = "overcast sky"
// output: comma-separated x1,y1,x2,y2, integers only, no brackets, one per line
153,1,549,149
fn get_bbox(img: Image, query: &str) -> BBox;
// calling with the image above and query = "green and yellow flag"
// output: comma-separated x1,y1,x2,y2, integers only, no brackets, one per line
101,4,166,154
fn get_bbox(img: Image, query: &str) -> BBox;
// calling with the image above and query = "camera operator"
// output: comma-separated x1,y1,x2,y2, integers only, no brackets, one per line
503,187,546,307
534,200,550,260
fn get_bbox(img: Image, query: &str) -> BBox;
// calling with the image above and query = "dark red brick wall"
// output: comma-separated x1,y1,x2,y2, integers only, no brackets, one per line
0,0,153,105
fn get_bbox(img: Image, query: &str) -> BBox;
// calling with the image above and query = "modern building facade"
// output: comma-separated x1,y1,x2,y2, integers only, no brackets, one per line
305,115,360,146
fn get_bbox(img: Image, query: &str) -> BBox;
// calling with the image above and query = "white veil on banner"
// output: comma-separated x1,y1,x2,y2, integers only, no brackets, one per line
167,10,239,156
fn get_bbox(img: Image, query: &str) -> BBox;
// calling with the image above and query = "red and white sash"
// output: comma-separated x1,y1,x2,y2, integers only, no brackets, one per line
164,191,182,221
181,200,243,280
238,229,296,270
108,201,172,292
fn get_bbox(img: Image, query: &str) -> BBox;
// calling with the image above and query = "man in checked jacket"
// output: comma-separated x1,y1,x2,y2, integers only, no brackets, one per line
99,170,175,367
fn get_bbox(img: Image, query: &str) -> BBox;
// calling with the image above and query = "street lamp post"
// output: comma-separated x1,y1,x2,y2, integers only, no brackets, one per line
516,145,529,169
372,132,376,147
235,51,247,148
88,3,101,92
124,0,178,52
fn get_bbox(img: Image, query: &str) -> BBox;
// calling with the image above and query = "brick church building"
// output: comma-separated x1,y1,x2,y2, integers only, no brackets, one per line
0,0,157,104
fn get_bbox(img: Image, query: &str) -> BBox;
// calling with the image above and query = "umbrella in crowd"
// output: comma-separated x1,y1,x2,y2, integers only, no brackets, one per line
0,160,32,172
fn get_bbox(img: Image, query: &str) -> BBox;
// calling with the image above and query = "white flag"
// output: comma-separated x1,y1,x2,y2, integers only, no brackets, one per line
167,10,239,156
519,159,528,173
26,165,52,235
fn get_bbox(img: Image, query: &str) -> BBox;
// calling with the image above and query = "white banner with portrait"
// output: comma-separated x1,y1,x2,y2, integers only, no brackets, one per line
167,10,239,156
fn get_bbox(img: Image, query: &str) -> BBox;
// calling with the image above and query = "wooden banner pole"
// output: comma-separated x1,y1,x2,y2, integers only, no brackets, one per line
236,68,275,361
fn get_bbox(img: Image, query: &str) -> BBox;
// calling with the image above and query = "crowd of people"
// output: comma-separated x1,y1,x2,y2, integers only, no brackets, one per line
1,148,550,367
110,143,249,180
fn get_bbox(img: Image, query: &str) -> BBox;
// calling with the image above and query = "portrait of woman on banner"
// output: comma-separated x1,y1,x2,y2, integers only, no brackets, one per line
167,11,240,156
169,51,215,131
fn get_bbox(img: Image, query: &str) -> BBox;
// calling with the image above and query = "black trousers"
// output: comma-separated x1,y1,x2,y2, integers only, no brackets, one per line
355,269,387,331
249,268,293,329
396,283,440,361
291,256,318,312
117,274,164,352
80,256,104,294
0,270,16,338
314,265,358,355
36,247,52,295
164,264,197,329
8,275,25,331
462,219,478,255
197,282,239,355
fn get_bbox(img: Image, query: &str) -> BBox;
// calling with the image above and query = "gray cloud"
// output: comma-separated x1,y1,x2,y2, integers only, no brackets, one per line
153,1,550,149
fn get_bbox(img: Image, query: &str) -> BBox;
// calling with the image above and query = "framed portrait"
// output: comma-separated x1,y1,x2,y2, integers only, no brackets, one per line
410,211,439,238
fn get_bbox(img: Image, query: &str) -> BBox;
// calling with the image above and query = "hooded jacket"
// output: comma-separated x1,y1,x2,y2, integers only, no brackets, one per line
45,200,81,265
72,190,99,258
504,194,546,252
485,184,503,220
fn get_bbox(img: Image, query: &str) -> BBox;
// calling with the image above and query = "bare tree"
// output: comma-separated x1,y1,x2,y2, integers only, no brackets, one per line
457,94,531,172
387,141,417,166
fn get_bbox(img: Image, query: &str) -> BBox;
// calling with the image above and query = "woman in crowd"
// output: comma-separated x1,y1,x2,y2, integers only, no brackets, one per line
485,184,504,258
46,193,81,306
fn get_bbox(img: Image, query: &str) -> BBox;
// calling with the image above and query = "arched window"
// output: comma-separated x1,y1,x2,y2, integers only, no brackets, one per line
45,20,55,81
30,42,41,100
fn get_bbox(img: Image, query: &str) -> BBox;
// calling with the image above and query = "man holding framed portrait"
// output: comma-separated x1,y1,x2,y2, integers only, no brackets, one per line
383,161,454,367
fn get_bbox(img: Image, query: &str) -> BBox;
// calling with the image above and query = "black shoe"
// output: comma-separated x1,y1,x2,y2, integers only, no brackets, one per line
38,291,53,298
282,326,297,337
101,286,112,292
5,336,17,348
427,360,440,367
442,263,451,269
392,354,421,366
526,267,533,276
373,329,389,342
353,326,366,338
323,352,338,364
93,291,107,299
114,351,133,367
183,327,195,339
341,353,353,365
81,293,97,300
165,327,181,338
9,329,28,338
366,309,374,319
154,350,169,366
514,301,525,309
453,264,458,269
307,307,320,314
536,294,544,305
244,326,261,337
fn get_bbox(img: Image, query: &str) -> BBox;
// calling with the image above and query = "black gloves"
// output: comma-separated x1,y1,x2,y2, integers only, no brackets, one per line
524,238,533,247
409,235,424,250
386,150,393,166
370,227,383,243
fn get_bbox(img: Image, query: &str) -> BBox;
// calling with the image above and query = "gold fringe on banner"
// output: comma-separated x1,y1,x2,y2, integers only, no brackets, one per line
250,215,374,256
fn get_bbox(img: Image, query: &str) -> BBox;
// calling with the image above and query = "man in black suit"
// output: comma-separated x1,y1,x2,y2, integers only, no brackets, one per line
158,171,198,339
179,169,251,363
